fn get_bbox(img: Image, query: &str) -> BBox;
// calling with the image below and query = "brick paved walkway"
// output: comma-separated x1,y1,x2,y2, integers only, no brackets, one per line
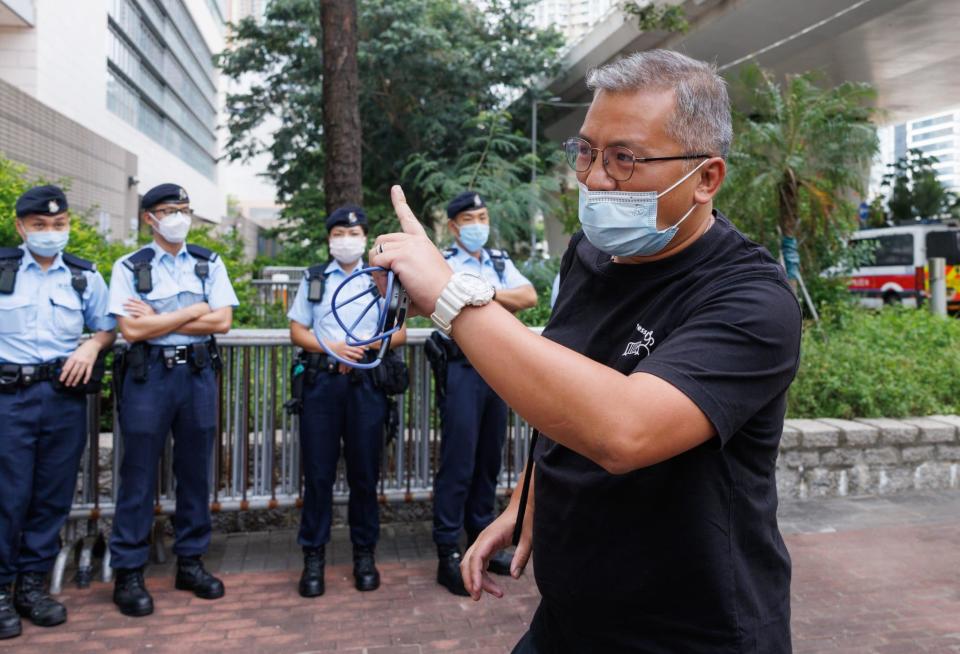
2,491,959,653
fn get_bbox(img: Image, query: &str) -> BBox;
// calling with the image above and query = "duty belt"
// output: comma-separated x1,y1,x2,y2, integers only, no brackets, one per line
297,351,378,379
0,361,60,388
142,341,217,370
160,345,190,366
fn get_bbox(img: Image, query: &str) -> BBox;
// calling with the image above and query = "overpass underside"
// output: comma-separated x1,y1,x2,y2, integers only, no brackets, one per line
543,0,960,140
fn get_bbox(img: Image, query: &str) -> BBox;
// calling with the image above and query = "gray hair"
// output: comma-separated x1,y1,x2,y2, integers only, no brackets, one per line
586,49,732,158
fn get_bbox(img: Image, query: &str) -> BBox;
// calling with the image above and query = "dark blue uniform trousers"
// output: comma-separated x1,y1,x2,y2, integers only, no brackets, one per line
298,370,386,550
110,357,217,570
432,361,508,547
0,382,87,584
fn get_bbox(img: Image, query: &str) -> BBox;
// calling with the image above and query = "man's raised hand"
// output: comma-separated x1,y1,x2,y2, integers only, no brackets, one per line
369,185,453,317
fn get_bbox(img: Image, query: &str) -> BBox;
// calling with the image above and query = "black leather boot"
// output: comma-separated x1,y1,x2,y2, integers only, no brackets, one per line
13,572,66,627
436,545,469,597
299,547,325,598
175,556,224,599
0,583,21,639
467,532,513,576
353,546,380,592
113,568,154,617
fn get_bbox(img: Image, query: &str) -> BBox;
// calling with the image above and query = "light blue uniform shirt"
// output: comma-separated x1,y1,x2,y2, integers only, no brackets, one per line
440,245,533,340
108,241,239,346
444,245,533,291
287,259,383,344
0,245,115,364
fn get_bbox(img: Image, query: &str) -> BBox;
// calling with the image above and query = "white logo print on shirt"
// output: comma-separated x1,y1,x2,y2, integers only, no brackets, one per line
623,324,655,357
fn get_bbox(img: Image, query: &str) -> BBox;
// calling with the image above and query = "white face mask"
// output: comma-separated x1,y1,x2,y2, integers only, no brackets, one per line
329,235,366,264
152,212,191,243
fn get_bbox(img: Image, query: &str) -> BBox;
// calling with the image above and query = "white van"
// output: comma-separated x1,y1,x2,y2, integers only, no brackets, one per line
847,224,960,309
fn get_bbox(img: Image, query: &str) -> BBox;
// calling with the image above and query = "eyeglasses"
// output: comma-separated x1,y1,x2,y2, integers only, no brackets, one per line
152,207,193,218
562,137,710,182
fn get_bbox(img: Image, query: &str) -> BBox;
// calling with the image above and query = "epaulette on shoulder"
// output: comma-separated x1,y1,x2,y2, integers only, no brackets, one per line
123,247,155,270
306,263,330,278
186,243,218,262
62,252,95,272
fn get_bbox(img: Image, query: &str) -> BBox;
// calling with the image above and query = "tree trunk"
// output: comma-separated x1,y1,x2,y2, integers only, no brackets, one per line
320,0,362,215
778,169,800,240
778,169,801,288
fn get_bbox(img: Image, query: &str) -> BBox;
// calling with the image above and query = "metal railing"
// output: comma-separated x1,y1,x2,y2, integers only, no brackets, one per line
251,279,301,314
56,328,537,592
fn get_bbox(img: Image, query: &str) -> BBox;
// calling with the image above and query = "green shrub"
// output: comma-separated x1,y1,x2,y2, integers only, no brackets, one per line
788,304,960,418
516,256,560,327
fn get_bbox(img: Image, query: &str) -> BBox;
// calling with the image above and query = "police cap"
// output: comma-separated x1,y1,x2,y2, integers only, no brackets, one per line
446,190,486,219
325,205,368,232
142,183,189,210
15,185,68,217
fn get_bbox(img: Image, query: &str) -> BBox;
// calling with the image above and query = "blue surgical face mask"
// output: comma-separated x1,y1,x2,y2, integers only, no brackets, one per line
578,159,709,257
457,223,490,253
25,230,70,258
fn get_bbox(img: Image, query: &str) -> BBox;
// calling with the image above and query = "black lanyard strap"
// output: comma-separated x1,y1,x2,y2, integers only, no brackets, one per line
512,428,540,547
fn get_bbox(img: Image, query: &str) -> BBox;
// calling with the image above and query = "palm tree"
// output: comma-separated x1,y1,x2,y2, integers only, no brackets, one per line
718,65,878,288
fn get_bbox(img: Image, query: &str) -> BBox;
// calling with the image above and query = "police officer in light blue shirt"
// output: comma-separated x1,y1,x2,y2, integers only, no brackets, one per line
107,184,238,618
430,191,537,596
288,205,407,598
0,185,115,640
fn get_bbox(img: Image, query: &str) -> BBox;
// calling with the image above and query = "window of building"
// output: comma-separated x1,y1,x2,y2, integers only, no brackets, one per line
107,70,137,124
920,140,953,154
912,127,954,143
911,114,953,131
106,0,218,179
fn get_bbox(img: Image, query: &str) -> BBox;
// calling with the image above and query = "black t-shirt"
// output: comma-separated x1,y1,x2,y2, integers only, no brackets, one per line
531,212,802,653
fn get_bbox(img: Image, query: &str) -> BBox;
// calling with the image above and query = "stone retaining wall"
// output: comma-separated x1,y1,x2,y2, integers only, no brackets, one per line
777,415,960,499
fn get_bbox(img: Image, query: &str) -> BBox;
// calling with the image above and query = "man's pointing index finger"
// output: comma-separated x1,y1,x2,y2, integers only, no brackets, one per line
391,185,427,237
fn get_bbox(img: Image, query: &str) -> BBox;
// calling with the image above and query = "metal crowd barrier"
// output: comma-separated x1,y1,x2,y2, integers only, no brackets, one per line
251,279,301,314
55,328,538,593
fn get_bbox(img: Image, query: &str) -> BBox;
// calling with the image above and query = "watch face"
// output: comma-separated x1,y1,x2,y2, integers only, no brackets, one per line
457,273,491,295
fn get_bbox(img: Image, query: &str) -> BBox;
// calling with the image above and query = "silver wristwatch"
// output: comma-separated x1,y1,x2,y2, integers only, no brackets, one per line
430,272,495,335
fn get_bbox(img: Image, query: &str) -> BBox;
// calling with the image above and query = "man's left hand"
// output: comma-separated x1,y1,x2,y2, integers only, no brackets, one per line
369,185,452,317
60,340,100,387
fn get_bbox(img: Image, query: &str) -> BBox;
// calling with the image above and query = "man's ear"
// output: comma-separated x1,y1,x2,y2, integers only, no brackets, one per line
14,218,25,241
694,157,726,204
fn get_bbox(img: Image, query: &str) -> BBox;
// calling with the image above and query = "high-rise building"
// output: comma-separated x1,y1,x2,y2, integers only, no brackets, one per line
221,0,281,260
226,0,266,23
530,0,618,47
0,0,226,241
871,109,960,203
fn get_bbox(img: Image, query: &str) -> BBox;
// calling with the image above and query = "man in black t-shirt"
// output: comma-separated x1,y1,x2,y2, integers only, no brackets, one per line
370,49,802,653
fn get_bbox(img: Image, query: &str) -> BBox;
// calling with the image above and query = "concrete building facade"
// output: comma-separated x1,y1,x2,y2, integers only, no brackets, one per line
0,0,226,241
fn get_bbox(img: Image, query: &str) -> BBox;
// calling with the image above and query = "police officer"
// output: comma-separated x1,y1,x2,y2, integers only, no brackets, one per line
431,191,536,596
107,184,238,617
0,186,115,639
288,205,406,597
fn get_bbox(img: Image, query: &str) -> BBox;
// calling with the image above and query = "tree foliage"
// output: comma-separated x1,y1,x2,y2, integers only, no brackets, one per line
717,65,878,286
0,155,129,279
879,148,959,223
403,110,561,246
218,0,564,264
621,2,689,33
